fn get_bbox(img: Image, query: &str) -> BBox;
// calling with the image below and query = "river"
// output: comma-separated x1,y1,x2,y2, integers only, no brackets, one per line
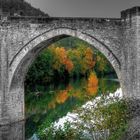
25,77,120,139
0,77,120,140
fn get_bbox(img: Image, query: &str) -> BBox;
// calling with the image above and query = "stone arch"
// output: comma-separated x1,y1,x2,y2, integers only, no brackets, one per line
8,27,121,122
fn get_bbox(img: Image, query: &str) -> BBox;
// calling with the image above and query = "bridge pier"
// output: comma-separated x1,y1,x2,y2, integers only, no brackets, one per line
121,7,140,139
0,121,25,140
0,32,10,125
121,7,140,98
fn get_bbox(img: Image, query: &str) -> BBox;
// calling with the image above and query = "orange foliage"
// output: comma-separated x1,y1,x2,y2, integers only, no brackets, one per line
56,90,69,104
85,48,96,69
50,47,74,72
52,47,66,70
55,47,67,64
47,84,73,109
87,72,98,96
87,86,98,96
65,59,74,72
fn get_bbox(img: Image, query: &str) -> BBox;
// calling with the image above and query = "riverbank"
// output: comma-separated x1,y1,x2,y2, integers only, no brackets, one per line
33,88,128,140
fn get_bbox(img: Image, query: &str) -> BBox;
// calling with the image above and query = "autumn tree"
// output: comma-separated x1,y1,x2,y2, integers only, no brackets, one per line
25,37,116,90
67,45,95,78
87,72,99,96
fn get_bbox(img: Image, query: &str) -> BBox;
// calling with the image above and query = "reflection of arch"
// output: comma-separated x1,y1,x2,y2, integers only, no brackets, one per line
9,27,121,91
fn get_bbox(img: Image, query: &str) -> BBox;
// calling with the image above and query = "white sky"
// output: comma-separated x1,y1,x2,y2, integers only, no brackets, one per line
25,0,140,17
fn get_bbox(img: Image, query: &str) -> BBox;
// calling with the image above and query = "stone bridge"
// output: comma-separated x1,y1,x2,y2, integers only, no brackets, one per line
0,7,140,126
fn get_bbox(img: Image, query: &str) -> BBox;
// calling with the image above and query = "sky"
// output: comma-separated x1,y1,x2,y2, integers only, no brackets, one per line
25,0,140,17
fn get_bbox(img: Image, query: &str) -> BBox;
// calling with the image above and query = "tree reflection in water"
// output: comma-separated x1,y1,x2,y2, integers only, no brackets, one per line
25,75,120,139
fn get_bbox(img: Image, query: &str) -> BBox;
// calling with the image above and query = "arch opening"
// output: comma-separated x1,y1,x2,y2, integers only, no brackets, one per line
8,28,122,124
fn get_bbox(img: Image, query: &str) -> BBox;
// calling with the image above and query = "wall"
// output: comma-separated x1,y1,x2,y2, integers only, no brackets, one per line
0,16,123,124
1,7,140,129
121,7,140,98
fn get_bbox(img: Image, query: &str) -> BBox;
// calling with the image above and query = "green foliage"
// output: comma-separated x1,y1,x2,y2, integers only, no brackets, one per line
41,122,89,140
25,37,117,91
25,44,96,89
55,37,91,49
25,77,120,139
25,37,121,139
42,97,129,140
67,45,95,77
94,52,116,77
98,79,120,95
72,96,128,140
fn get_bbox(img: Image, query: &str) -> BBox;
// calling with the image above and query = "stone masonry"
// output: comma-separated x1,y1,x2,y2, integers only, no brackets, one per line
0,7,140,137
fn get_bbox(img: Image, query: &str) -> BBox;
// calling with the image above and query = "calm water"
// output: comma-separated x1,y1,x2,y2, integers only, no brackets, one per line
0,78,120,140
25,77,120,139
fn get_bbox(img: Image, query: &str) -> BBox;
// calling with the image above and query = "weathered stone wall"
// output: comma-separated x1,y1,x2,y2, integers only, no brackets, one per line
0,27,9,125
4,18,122,64
1,17,122,124
121,99,140,140
0,7,140,131
136,16,140,96
0,16,123,125
121,7,140,98
0,121,25,140
120,7,140,139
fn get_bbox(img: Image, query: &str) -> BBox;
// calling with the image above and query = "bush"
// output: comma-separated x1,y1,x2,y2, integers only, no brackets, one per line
41,95,129,140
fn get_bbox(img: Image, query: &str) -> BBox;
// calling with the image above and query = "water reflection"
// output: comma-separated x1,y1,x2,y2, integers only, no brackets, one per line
0,121,25,140
0,78,120,140
25,77,120,139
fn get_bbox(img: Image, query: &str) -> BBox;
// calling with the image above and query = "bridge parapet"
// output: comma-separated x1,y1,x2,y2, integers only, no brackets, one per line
7,16,121,24
0,16,122,68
